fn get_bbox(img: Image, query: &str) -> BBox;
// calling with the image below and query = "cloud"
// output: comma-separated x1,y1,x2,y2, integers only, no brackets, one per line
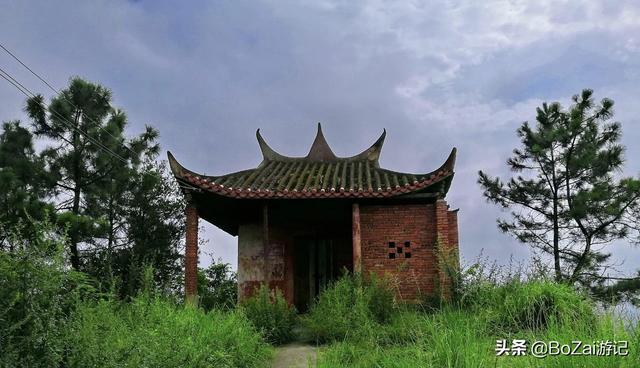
1,0,639,274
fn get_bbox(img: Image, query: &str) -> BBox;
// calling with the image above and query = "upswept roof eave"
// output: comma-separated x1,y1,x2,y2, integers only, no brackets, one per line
168,147,456,185
376,147,457,180
168,151,256,185
167,146,457,199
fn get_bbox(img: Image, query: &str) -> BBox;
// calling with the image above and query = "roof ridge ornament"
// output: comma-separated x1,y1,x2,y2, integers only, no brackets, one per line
350,128,385,166
257,129,289,161
256,123,387,164
306,123,337,162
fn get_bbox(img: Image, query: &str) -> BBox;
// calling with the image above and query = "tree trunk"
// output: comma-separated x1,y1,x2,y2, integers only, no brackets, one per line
70,182,81,269
570,237,592,283
69,111,81,270
552,194,562,282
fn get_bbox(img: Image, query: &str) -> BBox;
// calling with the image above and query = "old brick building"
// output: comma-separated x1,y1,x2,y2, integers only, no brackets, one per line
168,124,459,309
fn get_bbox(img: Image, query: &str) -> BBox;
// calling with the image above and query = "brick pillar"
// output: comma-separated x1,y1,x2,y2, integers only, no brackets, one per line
185,202,199,301
352,203,362,273
448,209,460,271
435,199,452,300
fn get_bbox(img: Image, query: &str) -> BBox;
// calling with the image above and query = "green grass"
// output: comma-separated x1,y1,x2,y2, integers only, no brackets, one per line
310,276,639,368
240,284,297,345
317,309,638,368
0,224,273,368
66,295,273,368
302,273,396,344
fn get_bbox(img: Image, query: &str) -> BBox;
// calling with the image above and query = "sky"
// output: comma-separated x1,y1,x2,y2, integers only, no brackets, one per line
1,0,639,276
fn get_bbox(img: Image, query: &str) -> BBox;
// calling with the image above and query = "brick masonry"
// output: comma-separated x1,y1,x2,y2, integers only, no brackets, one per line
360,200,459,302
214,200,459,305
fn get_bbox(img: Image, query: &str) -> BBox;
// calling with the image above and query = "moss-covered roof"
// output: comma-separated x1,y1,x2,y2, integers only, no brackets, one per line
168,124,456,199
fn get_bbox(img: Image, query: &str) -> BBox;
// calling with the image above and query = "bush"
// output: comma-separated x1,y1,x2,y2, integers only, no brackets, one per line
240,284,297,345
1,221,272,368
198,261,238,311
0,221,93,367
303,273,396,343
66,295,272,368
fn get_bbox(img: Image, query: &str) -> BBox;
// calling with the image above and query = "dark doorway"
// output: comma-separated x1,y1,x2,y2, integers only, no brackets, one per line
293,236,351,311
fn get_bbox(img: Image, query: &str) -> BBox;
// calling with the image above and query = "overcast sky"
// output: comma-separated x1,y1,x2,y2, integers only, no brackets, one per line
1,1,639,275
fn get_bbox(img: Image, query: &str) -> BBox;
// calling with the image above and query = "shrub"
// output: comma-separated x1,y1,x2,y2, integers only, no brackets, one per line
0,221,93,368
1,221,272,368
198,261,238,311
303,273,396,343
240,284,297,345
66,295,272,368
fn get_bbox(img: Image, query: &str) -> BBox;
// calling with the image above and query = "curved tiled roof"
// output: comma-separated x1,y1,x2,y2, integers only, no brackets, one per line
168,124,456,199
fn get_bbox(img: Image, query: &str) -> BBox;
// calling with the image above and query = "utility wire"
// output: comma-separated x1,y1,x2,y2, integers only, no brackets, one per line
0,69,74,146
0,67,128,163
0,42,139,158
0,67,127,163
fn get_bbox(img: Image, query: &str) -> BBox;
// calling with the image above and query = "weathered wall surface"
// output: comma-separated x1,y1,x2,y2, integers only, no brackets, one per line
237,223,264,300
360,202,459,302
237,222,290,302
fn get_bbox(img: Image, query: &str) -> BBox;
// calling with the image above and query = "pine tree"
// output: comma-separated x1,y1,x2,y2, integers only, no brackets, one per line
25,78,125,269
478,89,640,286
0,121,54,248
98,159,185,298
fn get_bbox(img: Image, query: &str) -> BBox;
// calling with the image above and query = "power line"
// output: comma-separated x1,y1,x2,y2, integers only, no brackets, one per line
0,67,127,163
0,69,74,146
0,42,139,158
0,67,128,163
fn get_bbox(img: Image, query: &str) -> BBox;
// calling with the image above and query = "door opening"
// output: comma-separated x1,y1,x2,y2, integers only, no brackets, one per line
293,236,351,312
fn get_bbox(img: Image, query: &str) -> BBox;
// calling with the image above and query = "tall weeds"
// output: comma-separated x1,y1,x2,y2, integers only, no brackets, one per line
314,261,638,368
67,295,272,368
240,284,297,345
0,221,272,368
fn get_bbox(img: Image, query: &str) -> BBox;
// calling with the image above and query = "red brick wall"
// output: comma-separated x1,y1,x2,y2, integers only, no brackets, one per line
448,210,459,251
360,201,459,302
360,204,438,301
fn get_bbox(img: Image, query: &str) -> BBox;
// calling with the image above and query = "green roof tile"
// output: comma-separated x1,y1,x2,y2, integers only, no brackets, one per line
168,124,456,199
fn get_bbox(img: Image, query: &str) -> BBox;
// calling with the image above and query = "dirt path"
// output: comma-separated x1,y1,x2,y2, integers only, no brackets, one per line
271,343,317,368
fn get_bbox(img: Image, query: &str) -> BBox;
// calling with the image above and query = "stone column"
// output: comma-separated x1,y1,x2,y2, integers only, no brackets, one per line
185,201,199,302
352,203,362,273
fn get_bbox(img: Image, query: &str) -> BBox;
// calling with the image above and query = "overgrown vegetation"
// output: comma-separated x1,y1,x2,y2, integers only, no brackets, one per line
312,271,639,368
303,273,396,343
465,279,596,331
197,260,238,311
0,222,270,368
0,222,91,367
240,284,297,345
67,296,272,368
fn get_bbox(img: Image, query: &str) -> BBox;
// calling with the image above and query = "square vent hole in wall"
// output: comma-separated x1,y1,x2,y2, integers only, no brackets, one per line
388,241,411,259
